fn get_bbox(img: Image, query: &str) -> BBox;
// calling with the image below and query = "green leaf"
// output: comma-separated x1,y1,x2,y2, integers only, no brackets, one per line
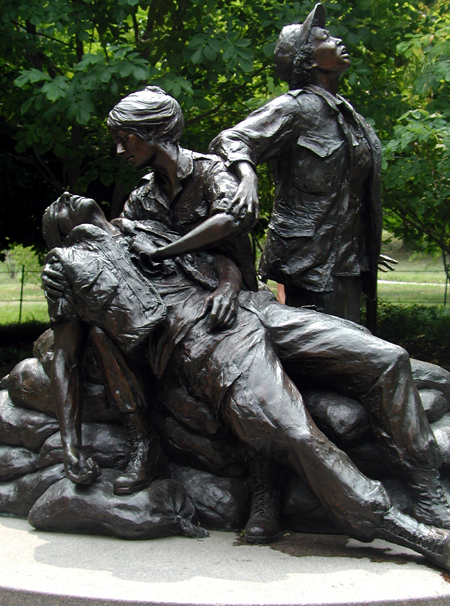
223,45,235,61
76,107,90,125
20,97,35,115
191,48,203,64
234,38,251,48
204,46,216,61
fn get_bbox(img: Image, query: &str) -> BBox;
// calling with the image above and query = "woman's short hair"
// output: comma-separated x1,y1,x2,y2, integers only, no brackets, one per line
107,86,184,145
289,35,316,90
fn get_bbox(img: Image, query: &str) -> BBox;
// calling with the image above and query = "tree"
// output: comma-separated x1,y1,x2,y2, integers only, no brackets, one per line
382,3,450,279
0,0,431,249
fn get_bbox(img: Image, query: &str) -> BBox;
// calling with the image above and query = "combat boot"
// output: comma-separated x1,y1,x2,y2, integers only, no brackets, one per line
378,507,450,571
113,411,169,495
244,454,281,544
406,470,450,530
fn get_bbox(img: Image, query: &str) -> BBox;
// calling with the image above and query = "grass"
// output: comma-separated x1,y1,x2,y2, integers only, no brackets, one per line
0,263,49,324
265,233,449,307
378,234,448,306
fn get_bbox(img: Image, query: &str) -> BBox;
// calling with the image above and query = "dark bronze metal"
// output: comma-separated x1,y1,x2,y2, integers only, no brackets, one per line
0,73,449,575
210,3,381,328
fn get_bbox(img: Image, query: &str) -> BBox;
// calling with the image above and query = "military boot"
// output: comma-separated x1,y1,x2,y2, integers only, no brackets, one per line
113,411,169,495
406,470,450,530
378,507,450,571
244,454,281,544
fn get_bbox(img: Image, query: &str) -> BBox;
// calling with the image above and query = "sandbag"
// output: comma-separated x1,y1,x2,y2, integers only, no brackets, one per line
281,471,340,534
29,469,208,540
303,390,371,444
432,413,450,470
419,389,450,423
39,422,130,470
344,441,389,479
411,358,450,401
0,464,65,518
0,390,58,451
170,464,250,531
7,357,120,424
0,445,40,481
7,357,55,417
157,414,247,477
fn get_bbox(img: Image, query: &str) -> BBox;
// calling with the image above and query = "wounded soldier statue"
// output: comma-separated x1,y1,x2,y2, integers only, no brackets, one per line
2,86,450,573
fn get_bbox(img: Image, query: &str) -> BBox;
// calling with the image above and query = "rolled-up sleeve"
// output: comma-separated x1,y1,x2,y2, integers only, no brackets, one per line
204,157,240,216
209,94,301,167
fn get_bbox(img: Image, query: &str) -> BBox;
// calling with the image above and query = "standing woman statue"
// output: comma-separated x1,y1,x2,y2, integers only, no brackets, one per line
211,3,382,326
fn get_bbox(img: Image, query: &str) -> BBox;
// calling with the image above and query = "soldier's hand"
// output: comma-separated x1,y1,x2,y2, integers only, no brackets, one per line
64,449,101,485
203,285,238,332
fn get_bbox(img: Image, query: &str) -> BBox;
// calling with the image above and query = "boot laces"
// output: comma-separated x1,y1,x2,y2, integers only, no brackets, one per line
251,459,271,517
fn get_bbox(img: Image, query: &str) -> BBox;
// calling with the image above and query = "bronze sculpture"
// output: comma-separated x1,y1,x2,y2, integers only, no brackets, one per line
210,3,381,325
0,14,448,574
39,190,450,571
26,85,450,571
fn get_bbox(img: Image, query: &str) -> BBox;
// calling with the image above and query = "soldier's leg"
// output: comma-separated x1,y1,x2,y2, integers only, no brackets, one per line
220,338,450,570
253,301,450,527
285,278,361,323
89,326,168,495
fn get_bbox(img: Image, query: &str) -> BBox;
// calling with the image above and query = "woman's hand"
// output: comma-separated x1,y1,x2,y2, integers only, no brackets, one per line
130,239,158,258
230,161,259,229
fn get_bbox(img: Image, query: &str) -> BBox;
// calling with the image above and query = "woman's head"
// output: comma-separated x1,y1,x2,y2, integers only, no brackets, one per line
107,86,184,146
274,3,350,90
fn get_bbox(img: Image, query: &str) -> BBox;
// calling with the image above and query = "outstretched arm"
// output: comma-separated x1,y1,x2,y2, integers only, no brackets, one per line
52,319,100,484
135,212,242,262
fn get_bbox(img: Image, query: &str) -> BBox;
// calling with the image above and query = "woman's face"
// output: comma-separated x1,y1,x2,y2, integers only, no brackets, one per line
113,130,156,170
309,26,351,74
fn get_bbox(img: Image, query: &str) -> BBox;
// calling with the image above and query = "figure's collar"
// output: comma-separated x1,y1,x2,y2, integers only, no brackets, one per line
305,84,355,115
168,147,194,201
176,147,194,181
136,147,194,206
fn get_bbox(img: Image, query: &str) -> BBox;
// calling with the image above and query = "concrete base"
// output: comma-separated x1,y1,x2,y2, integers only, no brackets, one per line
1,517,450,606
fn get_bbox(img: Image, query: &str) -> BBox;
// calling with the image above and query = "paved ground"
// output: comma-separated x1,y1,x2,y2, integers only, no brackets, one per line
1,517,450,606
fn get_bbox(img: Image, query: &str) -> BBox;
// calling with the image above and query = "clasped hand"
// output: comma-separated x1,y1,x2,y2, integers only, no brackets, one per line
130,239,165,262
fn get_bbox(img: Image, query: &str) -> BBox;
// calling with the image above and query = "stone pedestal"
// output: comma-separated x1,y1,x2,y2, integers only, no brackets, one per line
1,517,450,606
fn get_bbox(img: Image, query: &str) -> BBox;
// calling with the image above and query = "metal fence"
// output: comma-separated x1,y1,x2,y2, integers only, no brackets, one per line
0,266,449,325
0,267,46,323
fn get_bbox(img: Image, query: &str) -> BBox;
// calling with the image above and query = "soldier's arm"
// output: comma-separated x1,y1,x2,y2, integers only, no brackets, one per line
52,318,100,485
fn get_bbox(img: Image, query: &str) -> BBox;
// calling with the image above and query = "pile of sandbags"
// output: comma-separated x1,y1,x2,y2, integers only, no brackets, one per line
1,328,450,539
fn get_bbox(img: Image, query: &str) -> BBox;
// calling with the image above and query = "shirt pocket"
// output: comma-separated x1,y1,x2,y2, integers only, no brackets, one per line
292,136,345,196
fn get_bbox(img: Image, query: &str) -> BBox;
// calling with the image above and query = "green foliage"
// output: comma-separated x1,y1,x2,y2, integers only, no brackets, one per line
376,301,450,368
382,5,450,273
0,0,446,253
7,244,43,285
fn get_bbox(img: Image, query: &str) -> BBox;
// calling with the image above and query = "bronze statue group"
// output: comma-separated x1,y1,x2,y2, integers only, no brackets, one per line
4,3,450,572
